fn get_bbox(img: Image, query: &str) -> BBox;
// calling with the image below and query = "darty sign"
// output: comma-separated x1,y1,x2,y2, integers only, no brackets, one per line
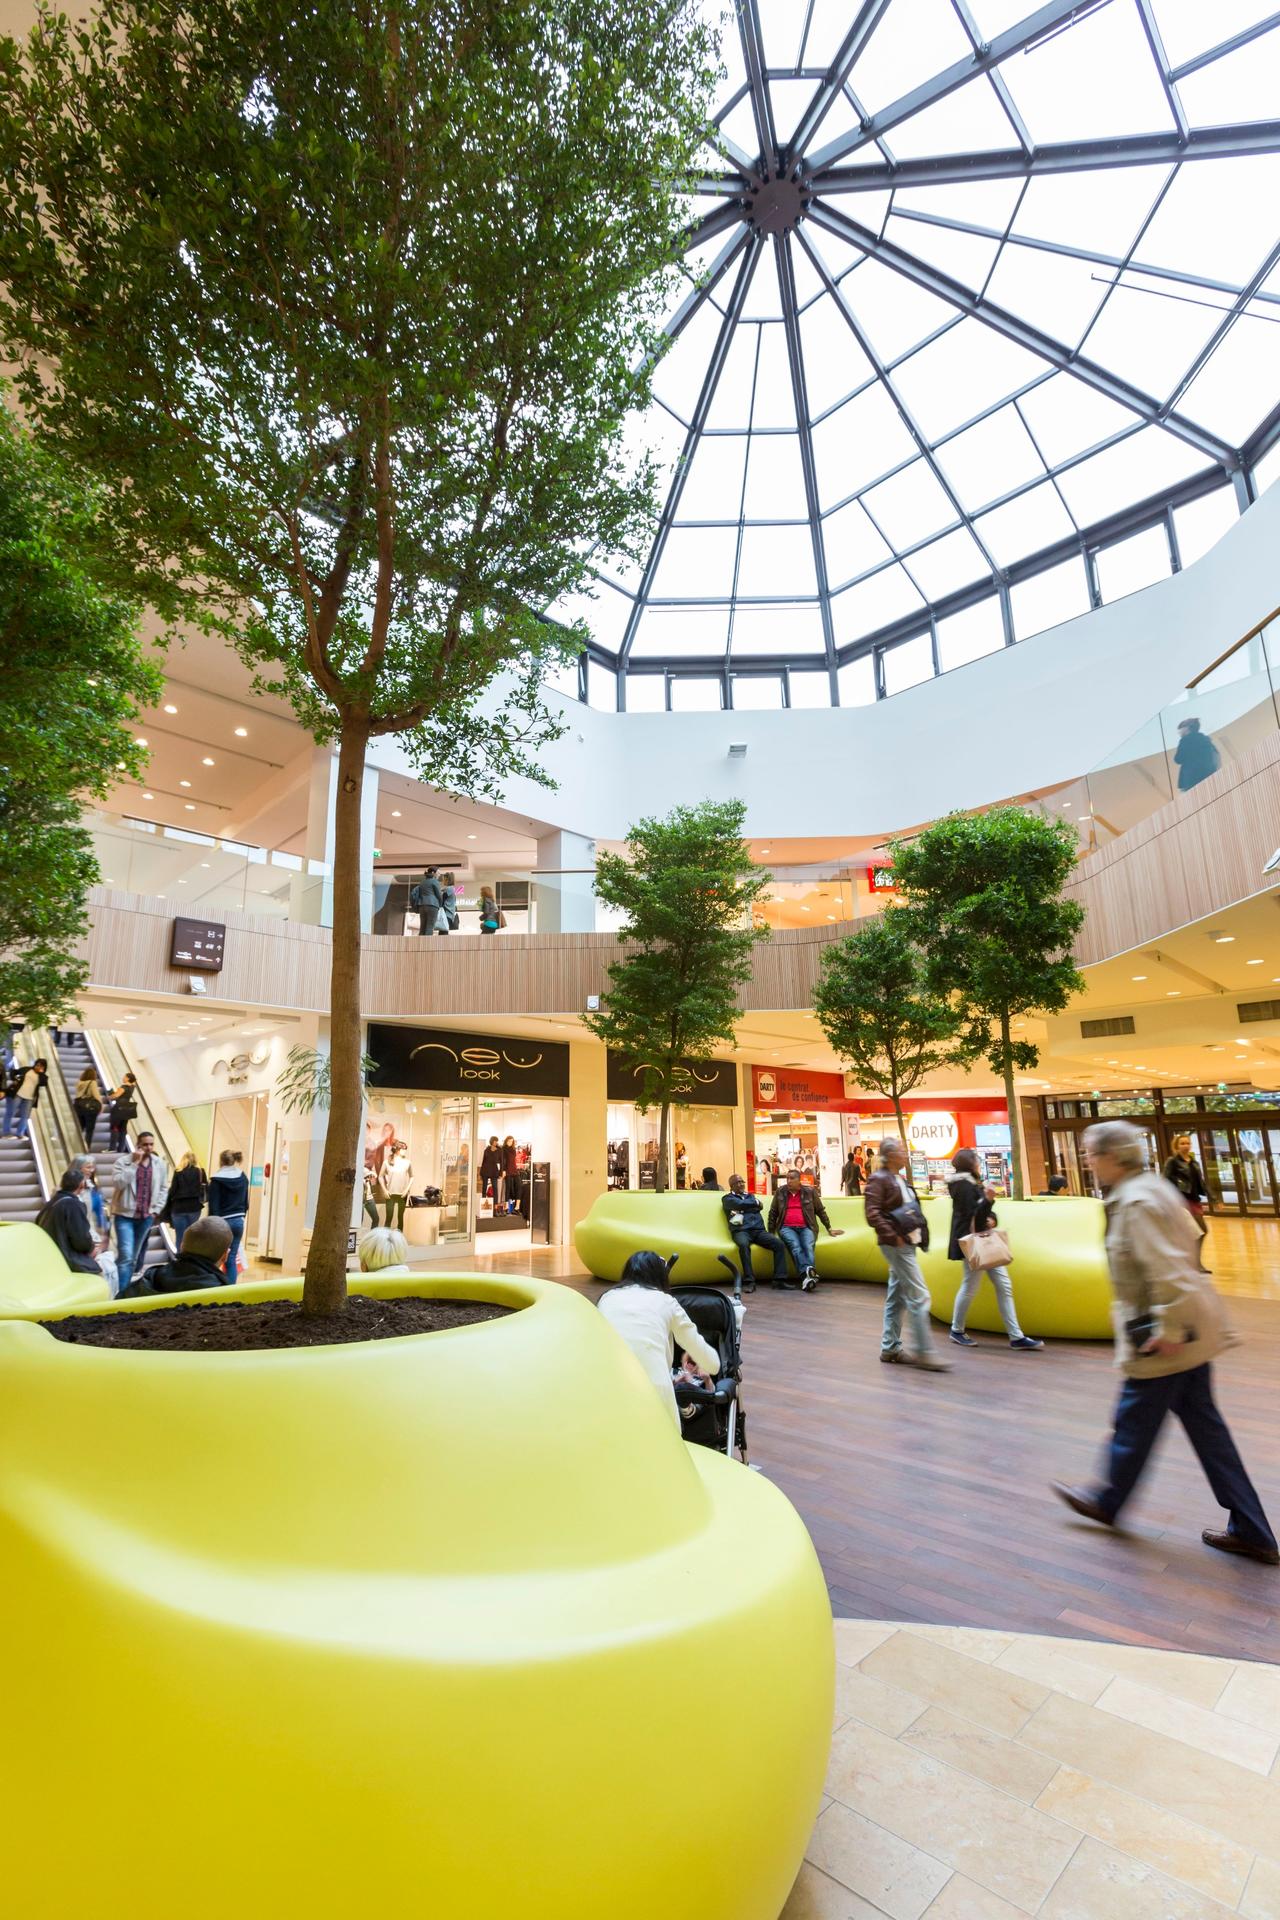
906,1110,959,1158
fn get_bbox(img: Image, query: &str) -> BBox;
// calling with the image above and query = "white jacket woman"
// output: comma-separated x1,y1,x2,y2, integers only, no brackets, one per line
598,1252,720,1428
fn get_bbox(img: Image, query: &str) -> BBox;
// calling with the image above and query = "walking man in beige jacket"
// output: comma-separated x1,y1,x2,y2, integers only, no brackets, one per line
1052,1120,1276,1563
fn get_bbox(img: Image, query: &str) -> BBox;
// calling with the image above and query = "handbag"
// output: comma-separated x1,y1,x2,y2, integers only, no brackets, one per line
960,1226,1012,1270
888,1201,930,1252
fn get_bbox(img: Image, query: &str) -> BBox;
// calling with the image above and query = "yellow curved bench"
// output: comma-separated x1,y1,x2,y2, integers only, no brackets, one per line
574,1190,1113,1339
0,1273,832,1918
0,1219,110,1315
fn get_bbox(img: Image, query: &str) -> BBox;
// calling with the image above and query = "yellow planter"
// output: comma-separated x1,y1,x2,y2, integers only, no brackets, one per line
0,1273,832,1918
0,1220,109,1315
575,1190,1113,1338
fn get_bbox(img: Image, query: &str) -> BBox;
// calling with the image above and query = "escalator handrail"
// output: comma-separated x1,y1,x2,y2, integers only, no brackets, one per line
27,1029,89,1178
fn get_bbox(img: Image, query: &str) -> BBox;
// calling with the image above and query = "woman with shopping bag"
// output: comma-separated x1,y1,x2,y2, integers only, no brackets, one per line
946,1149,1043,1351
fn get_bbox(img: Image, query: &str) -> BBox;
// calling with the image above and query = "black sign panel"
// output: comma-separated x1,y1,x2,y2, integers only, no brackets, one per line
367,1023,570,1098
606,1050,738,1108
169,917,226,973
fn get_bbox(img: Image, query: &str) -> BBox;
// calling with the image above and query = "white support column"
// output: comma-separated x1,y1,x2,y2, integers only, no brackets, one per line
291,745,380,929
533,829,596,933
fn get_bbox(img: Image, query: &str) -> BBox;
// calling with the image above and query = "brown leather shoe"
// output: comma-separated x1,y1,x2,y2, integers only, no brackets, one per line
1051,1482,1114,1526
1202,1528,1279,1565
908,1352,952,1372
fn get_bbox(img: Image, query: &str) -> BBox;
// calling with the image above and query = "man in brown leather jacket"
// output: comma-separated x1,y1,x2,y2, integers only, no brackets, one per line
766,1169,843,1290
864,1139,948,1371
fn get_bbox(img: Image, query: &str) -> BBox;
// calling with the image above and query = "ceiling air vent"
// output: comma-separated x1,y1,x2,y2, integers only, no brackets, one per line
1238,1000,1280,1024
1080,1016,1136,1038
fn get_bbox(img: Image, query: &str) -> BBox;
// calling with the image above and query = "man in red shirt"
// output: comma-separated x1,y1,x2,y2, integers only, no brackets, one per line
766,1169,843,1291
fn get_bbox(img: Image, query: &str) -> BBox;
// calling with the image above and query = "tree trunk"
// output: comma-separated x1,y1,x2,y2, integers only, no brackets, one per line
655,1099,670,1194
1000,1013,1023,1200
889,1073,908,1158
302,711,371,1314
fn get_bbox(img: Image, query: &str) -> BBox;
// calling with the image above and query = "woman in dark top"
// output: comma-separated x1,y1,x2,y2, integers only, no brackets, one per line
163,1150,208,1249
108,1073,138,1152
946,1149,1042,1351
1163,1132,1209,1255
73,1067,103,1149
207,1148,250,1281
841,1151,863,1196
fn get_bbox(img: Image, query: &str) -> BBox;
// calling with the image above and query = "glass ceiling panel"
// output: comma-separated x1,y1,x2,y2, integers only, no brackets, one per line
602,2,1278,691
1000,2,1175,146
1148,0,1279,70
1175,29,1280,125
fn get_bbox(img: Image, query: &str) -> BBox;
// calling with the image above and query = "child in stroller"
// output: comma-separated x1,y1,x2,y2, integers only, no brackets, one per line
670,1271,749,1465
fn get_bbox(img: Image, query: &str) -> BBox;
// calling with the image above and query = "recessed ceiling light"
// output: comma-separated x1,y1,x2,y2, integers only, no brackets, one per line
1247,958,1263,965
202,757,215,767
390,810,401,818
234,726,248,737
760,847,770,854
157,893,165,900
180,779,191,788
826,914,836,921
142,791,153,800
200,862,210,869
1167,991,1180,997
163,703,177,714
184,803,195,811
1210,932,1234,944
136,737,148,748
1131,974,1146,981
467,834,477,841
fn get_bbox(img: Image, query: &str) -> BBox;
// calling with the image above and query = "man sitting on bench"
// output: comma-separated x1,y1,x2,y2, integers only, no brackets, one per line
721,1174,788,1292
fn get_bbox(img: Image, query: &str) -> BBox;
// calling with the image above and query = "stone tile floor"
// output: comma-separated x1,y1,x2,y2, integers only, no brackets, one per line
784,1621,1280,1919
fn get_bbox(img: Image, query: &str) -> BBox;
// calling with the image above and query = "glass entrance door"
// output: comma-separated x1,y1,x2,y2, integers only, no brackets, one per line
1237,1129,1277,1213
1199,1128,1242,1212
438,1096,473,1242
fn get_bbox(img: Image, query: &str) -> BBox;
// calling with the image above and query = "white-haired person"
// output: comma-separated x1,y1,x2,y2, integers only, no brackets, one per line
357,1226,412,1276
1053,1120,1276,1565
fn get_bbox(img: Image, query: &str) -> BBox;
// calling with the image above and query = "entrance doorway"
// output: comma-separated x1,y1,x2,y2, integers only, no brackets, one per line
1194,1125,1280,1216
363,1089,564,1257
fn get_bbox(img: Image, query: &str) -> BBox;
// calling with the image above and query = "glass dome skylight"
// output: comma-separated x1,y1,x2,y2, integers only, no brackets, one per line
559,0,1280,710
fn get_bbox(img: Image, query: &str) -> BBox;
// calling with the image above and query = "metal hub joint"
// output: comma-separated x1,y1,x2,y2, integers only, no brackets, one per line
745,170,809,236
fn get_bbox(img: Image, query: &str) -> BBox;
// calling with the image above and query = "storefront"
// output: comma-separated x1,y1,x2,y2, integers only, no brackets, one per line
749,1066,1011,1193
606,1053,739,1190
365,1023,569,1253
1037,1086,1280,1214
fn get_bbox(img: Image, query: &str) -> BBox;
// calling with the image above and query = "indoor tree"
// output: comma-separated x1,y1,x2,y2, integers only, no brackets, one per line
585,799,769,1190
0,409,160,1026
0,0,717,1310
812,908,973,1150
891,808,1085,1198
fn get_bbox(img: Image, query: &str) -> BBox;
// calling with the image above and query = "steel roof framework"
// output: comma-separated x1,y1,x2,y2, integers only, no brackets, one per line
566,0,1280,708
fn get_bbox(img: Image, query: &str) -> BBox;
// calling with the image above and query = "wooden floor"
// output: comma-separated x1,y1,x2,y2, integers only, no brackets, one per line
449,1218,1280,1663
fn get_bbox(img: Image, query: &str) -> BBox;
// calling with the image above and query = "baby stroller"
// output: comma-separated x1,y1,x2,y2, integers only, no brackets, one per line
672,1283,749,1465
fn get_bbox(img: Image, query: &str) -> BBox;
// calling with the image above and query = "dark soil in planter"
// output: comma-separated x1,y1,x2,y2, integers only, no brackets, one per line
40,1294,513,1352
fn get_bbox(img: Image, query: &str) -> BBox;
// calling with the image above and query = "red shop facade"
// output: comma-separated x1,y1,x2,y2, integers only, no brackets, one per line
749,1065,1011,1193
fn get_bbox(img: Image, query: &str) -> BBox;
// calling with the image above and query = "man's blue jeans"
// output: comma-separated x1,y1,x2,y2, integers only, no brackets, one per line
12,1096,32,1139
731,1226,787,1282
778,1224,816,1276
881,1242,934,1357
1098,1362,1276,1549
114,1214,154,1294
2,1093,16,1135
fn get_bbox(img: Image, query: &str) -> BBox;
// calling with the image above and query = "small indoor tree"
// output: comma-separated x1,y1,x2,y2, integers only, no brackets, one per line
0,410,161,1025
812,908,972,1150
892,808,1085,1198
0,0,717,1309
585,799,770,1190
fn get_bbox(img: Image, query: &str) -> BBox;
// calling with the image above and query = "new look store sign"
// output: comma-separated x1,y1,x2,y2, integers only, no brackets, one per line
607,1051,737,1107
367,1023,570,1098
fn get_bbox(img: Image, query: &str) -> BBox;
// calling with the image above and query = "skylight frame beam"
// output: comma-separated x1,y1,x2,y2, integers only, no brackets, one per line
617,234,764,666
813,121,1280,191
1134,0,1188,143
785,0,895,163
888,205,1280,310
807,0,1114,174
737,0,778,169
774,232,840,689
1169,11,1280,81
795,222,1004,578
806,199,1237,466
1165,236,1280,412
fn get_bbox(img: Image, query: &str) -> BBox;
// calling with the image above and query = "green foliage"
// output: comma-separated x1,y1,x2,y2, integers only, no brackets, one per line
0,410,161,1023
585,799,769,1187
275,1044,377,1116
0,0,720,788
813,910,973,1138
891,807,1086,1195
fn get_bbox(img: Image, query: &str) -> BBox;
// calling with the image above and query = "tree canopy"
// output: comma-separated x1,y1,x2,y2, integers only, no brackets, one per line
0,410,160,1024
0,0,718,1303
891,808,1085,1197
812,909,972,1148
585,799,769,1189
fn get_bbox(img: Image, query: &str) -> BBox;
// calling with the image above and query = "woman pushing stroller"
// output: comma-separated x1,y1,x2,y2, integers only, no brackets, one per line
597,1251,720,1427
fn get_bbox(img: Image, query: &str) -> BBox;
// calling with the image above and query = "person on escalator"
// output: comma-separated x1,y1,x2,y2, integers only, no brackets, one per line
73,1067,104,1149
207,1148,250,1282
9,1058,47,1140
107,1072,139,1152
